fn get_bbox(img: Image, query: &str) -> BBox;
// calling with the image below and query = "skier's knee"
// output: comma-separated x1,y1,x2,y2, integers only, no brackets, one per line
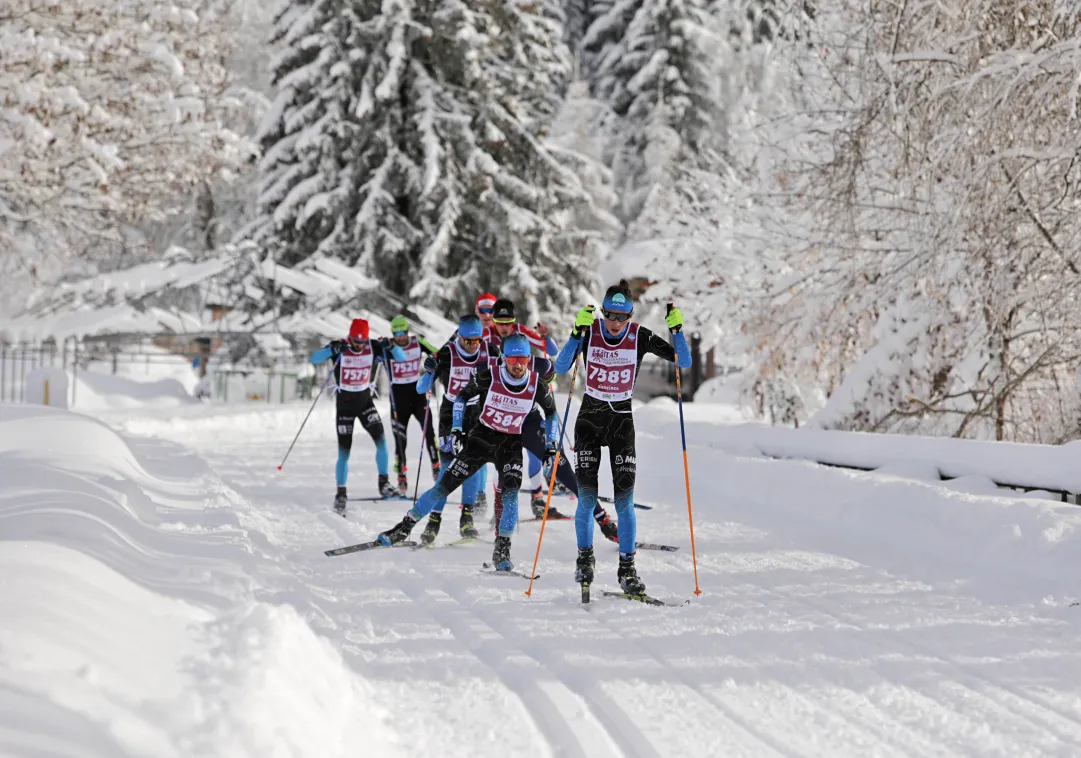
499,460,523,493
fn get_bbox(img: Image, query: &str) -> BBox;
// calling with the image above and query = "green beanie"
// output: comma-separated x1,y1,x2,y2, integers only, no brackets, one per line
390,315,409,333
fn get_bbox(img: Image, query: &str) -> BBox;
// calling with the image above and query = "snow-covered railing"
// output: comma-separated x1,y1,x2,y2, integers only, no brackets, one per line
708,425,1081,504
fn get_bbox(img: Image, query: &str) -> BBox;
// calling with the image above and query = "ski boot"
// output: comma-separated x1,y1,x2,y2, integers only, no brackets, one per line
396,465,409,494
596,511,618,543
431,460,442,483
473,490,488,520
420,512,442,545
531,486,567,519
378,474,401,499
574,547,595,585
459,505,479,539
491,535,513,571
617,552,647,596
333,486,348,514
489,487,504,532
377,512,418,545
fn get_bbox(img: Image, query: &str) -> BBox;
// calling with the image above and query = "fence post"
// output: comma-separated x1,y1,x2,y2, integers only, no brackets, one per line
71,341,78,407
44,379,50,406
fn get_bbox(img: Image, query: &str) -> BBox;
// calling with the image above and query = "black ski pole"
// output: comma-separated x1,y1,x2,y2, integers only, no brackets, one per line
277,360,336,471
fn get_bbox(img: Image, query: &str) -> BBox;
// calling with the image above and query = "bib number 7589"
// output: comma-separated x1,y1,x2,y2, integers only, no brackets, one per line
588,365,632,384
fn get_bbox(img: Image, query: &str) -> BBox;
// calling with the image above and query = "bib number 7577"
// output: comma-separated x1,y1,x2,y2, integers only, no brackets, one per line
483,406,524,430
588,365,632,384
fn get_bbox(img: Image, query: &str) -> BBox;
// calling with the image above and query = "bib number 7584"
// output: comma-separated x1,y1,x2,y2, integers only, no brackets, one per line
588,365,632,384
484,406,524,429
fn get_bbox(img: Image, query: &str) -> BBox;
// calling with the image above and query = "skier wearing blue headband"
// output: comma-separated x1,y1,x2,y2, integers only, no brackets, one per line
554,279,692,596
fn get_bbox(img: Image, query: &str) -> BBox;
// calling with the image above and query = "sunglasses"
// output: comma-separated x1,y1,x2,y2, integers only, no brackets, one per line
459,336,482,346
393,330,408,337
602,310,632,322
477,307,494,315
504,355,530,367
493,317,516,324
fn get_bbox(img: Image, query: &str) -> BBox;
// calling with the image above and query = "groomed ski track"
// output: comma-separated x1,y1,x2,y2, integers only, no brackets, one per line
49,397,1081,757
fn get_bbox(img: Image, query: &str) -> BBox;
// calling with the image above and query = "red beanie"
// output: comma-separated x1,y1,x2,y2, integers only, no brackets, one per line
476,292,497,311
349,318,369,340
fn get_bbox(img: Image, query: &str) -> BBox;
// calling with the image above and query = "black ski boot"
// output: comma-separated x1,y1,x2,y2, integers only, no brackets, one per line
617,552,647,595
531,486,568,519
575,547,595,585
420,512,442,545
492,535,513,571
396,465,409,494
378,474,401,499
333,486,348,514
431,460,442,483
377,512,418,546
459,505,479,539
473,490,488,520
596,511,618,543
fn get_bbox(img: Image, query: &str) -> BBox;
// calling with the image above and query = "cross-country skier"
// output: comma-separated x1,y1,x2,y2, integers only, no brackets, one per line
488,298,558,355
310,318,407,511
412,314,490,542
555,281,692,595
484,335,619,542
377,333,560,572
467,292,498,517
385,315,441,492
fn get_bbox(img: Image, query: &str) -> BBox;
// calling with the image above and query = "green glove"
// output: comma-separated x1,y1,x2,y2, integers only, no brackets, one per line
665,305,684,332
573,305,596,337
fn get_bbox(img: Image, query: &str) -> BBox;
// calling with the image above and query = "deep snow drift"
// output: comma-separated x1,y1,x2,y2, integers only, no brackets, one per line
5,389,1081,757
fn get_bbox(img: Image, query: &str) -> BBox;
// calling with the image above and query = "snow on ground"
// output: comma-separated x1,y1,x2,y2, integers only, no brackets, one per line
5,386,1081,757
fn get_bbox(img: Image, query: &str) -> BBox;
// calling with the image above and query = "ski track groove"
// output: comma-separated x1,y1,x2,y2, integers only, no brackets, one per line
319,507,628,758
742,574,1081,755
394,573,627,758
576,595,801,758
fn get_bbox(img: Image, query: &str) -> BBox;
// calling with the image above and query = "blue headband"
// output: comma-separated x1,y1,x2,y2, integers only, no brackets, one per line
602,292,633,314
458,316,483,339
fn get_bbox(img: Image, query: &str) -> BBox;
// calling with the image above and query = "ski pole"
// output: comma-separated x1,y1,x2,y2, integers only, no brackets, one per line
277,359,337,471
526,348,581,597
412,394,432,506
382,348,407,480
668,303,702,596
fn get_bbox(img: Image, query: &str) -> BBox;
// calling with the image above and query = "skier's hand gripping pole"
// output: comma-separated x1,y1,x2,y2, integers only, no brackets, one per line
277,359,337,471
526,347,581,597
668,303,702,595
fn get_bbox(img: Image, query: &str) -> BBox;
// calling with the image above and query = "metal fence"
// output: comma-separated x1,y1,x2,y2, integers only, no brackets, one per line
0,341,82,404
0,340,313,406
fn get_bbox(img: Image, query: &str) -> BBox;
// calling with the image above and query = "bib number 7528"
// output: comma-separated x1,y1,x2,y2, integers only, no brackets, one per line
588,365,632,384
484,406,524,429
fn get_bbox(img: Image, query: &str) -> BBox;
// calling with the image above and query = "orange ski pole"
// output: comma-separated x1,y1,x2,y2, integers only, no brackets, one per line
525,354,581,597
669,304,702,595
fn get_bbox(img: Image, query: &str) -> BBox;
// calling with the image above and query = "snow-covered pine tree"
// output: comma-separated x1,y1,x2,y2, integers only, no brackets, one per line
248,0,422,294
407,0,599,322
564,0,593,54
594,0,717,221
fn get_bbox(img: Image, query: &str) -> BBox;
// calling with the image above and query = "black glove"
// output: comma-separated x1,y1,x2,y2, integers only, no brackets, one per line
451,429,466,456
544,442,558,468
379,336,391,351
330,339,347,356
423,355,438,373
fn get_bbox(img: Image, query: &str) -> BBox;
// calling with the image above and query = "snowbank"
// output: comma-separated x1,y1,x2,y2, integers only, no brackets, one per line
0,404,402,758
690,421,1081,496
75,371,196,412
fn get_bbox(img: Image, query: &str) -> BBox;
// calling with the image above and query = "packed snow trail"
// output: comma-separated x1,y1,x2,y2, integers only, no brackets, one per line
6,395,1081,757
